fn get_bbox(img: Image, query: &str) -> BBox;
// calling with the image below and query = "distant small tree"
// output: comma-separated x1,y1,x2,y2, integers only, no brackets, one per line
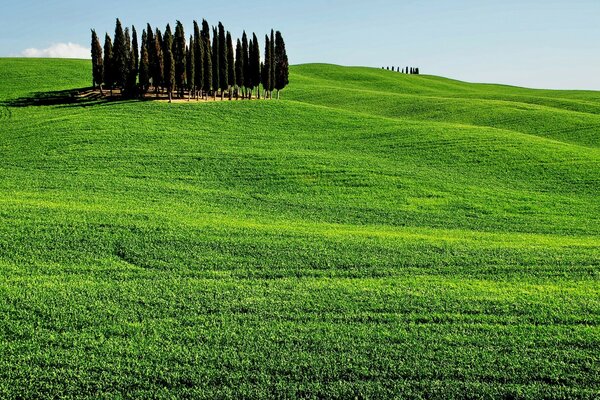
103,34,114,95
139,30,150,94
202,20,212,100
186,37,195,100
235,39,244,99
91,30,104,93
274,31,289,99
163,25,175,102
262,34,272,99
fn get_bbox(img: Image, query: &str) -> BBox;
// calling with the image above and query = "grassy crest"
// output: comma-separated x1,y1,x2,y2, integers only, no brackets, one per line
0,59,598,398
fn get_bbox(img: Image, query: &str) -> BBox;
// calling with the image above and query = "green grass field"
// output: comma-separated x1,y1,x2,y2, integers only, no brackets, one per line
0,58,598,399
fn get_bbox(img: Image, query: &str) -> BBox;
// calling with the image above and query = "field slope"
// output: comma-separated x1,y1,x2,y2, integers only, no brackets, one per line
0,59,598,399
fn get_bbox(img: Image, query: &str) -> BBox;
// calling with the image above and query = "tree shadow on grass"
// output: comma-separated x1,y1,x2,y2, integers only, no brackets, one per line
3,87,145,109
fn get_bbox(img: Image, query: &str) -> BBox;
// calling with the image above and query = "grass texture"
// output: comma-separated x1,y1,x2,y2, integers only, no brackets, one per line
0,59,598,399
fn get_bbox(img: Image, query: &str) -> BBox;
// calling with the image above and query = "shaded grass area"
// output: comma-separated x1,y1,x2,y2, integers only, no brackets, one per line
0,59,598,398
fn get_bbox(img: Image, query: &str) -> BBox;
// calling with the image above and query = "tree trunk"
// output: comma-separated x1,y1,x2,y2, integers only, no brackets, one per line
168,91,172,103
277,90,280,100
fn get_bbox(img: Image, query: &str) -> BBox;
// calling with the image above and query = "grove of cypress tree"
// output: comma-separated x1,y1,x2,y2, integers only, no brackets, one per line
153,29,164,95
212,27,219,100
186,37,195,100
202,20,212,99
226,31,235,99
139,30,150,94
193,21,204,99
242,32,249,98
235,39,244,99
218,23,228,100
174,21,186,98
163,25,175,102
112,19,129,90
91,30,104,92
251,33,261,99
103,34,114,95
274,31,289,99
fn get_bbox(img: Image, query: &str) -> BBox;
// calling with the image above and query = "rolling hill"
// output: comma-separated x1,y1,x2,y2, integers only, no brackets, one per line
0,58,598,399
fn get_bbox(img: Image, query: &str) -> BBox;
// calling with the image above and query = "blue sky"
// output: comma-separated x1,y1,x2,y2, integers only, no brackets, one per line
1,0,599,89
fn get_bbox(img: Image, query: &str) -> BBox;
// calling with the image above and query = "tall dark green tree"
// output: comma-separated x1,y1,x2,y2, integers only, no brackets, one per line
91,30,104,92
153,29,164,95
139,29,150,94
250,33,261,99
202,20,212,99
226,31,235,99
146,24,155,85
186,37,195,100
103,34,114,95
262,34,272,99
241,32,249,98
269,29,275,99
235,39,244,99
132,26,139,75
274,31,289,99
174,21,186,98
163,25,175,102
112,19,129,90
211,27,219,100
218,23,228,100
193,21,204,100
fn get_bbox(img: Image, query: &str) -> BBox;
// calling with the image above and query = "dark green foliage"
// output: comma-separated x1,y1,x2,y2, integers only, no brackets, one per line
90,30,103,89
202,20,212,96
242,32,250,96
112,19,129,89
250,33,261,97
218,23,228,97
274,31,289,97
132,26,139,74
139,30,150,93
152,29,164,93
269,30,275,98
186,37,195,97
235,39,244,97
262,34,272,97
163,25,175,101
193,21,204,97
226,31,235,96
102,34,113,91
174,21,186,98
212,27,219,97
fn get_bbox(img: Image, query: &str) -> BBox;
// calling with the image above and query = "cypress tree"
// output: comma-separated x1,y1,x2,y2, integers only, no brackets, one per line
226,31,235,99
91,30,104,93
202,20,212,100
153,29,164,95
132,26,139,75
186,37,195,100
193,21,204,100
174,21,186,98
103,34,114,95
146,25,155,86
112,19,129,90
163,25,175,102
212,27,219,99
262,34,272,99
139,30,150,95
242,32,249,98
251,34,261,99
269,30,275,99
235,39,244,99
218,23,228,100
274,31,289,99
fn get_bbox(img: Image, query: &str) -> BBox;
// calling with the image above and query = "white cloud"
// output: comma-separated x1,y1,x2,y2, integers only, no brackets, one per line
21,43,89,59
